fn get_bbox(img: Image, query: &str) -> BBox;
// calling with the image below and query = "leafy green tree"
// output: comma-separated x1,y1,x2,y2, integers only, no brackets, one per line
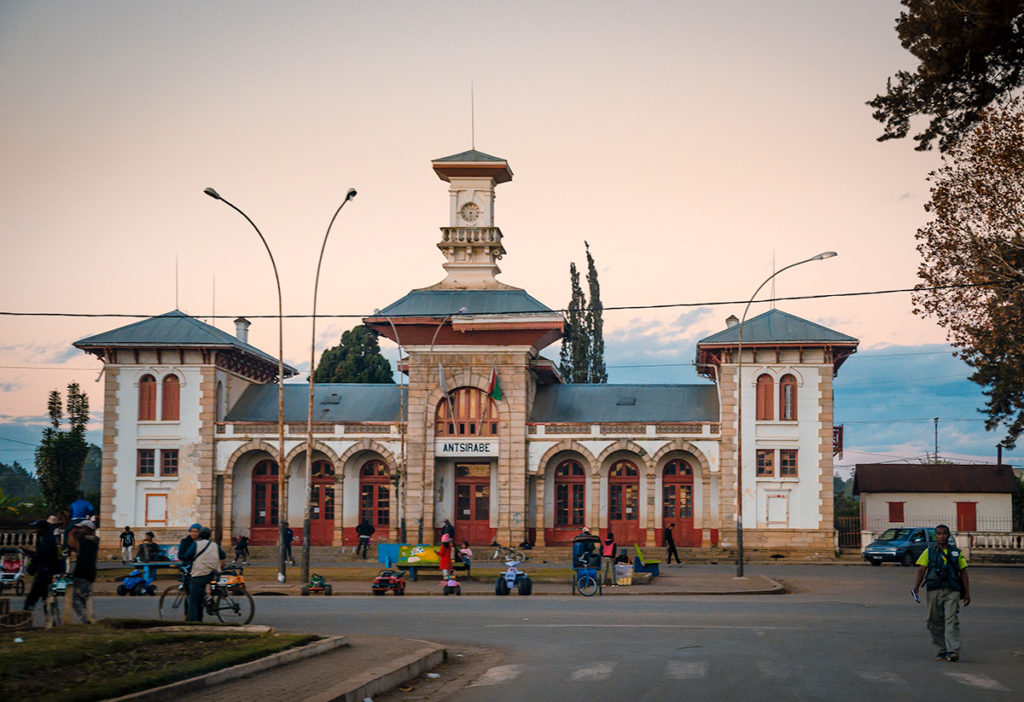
0,460,40,501
0,486,22,514
912,98,1024,447
314,325,394,384
584,241,607,384
869,0,1024,152
35,383,90,513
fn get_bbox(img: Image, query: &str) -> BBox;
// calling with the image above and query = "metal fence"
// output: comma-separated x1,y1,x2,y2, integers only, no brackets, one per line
862,517,1015,533
836,515,861,549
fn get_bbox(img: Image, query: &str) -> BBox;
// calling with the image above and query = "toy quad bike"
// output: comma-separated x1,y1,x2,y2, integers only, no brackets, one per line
495,560,532,596
442,575,461,596
117,567,158,596
301,573,333,596
372,568,406,596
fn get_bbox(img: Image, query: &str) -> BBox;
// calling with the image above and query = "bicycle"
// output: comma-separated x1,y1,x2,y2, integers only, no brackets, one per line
158,565,254,624
486,541,527,563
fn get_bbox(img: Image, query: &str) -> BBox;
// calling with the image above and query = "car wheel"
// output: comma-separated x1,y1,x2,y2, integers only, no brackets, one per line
901,551,915,567
495,578,510,596
373,589,384,596
518,577,532,596
117,584,127,596
147,584,157,596
870,560,882,566
396,585,405,596
301,586,309,596
324,584,332,596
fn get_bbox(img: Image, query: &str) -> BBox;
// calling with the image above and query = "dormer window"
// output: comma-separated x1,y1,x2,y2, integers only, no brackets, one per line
779,374,797,421
755,374,774,421
162,375,180,421
139,375,157,420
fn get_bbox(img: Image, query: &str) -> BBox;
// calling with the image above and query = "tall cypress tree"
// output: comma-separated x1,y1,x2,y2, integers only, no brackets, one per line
35,383,90,513
584,241,606,383
559,262,589,383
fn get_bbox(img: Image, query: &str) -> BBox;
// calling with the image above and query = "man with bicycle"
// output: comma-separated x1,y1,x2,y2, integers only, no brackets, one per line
180,526,225,622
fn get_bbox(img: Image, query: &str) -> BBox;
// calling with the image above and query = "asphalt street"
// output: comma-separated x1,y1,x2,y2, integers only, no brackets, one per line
92,565,1023,701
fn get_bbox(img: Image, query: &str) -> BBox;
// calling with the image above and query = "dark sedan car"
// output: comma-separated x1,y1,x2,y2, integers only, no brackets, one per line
862,526,955,566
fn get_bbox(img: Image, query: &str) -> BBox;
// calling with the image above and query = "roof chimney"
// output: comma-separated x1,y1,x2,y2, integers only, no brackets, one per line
234,317,251,344
725,315,739,328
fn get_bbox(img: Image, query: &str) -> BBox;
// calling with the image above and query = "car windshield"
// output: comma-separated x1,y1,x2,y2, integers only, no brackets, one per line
878,528,912,541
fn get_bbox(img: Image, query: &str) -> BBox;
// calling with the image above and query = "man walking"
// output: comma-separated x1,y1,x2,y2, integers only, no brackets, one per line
912,524,970,662
283,522,295,565
119,526,135,564
355,518,375,559
664,524,681,565
23,517,61,611
71,520,99,623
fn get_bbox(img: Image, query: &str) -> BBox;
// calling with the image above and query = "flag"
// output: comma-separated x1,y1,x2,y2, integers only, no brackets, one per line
439,361,455,420
487,364,502,401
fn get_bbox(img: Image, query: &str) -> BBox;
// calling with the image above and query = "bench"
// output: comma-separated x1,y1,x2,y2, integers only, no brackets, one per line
633,544,661,577
380,543,468,581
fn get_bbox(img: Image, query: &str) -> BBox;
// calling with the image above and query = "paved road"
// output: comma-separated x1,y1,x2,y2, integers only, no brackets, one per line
95,565,1023,701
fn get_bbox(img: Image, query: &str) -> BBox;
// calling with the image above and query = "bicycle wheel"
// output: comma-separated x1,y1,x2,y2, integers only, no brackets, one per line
576,574,598,597
488,548,502,563
511,549,527,562
214,590,254,625
158,585,187,621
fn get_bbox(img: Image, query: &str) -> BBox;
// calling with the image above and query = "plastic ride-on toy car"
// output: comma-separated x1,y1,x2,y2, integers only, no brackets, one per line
301,573,333,596
442,575,461,596
495,560,532,596
117,567,158,596
372,568,406,596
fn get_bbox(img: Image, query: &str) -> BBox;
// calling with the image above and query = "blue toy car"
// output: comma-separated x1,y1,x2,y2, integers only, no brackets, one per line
118,567,157,596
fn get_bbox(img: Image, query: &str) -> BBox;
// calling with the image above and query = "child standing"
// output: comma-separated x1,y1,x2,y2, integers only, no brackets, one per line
436,534,454,583
119,526,135,564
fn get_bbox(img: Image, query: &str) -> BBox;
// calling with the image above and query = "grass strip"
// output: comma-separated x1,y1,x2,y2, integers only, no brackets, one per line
0,619,317,701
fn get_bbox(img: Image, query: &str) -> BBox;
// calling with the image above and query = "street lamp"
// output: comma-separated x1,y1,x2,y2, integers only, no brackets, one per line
302,188,357,584
373,309,407,544
419,306,468,544
734,251,836,578
203,187,290,583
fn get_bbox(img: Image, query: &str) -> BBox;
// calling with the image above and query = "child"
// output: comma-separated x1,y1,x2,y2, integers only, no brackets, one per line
458,541,473,577
436,534,454,584
234,535,250,565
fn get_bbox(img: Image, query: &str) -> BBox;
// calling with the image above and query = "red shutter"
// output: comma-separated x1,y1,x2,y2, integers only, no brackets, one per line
956,502,977,532
756,375,774,421
162,375,180,421
138,375,156,420
888,502,904,523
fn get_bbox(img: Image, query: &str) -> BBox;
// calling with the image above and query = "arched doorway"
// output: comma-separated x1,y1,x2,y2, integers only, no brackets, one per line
663,459,698,547
250,460,279,545
309,460,335,545
548,459,586,545
454,464,493,544
359,460,390,538
608,460,643,544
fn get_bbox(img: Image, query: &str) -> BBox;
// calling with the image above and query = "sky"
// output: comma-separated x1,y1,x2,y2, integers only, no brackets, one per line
0,1,1017,474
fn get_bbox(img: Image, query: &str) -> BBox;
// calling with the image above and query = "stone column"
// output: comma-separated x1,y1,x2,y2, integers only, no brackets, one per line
534,469,546,547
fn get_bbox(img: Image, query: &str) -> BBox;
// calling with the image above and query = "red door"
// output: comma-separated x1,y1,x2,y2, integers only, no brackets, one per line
250,460,279,545
663,459,699,547
309,460,335,545
358,460,390,543
608,460,644,545
454,463,493,545
547,459,586,545
956,502,977,532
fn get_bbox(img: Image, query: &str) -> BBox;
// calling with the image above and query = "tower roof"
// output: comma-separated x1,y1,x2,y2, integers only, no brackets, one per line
698,309,858,345
432,149,512,184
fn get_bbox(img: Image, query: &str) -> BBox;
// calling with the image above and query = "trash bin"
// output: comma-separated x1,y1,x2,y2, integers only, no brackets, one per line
614,563,634,586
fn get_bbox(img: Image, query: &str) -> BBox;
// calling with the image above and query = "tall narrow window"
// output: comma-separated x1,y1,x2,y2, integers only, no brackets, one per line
162,375,180,421
779,374,797,421
756,449,774,477
138,375,156,420
755,374,774,420
436,387,499,437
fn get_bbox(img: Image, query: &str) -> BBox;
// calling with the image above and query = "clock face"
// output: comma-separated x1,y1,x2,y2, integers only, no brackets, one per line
459,202,481,223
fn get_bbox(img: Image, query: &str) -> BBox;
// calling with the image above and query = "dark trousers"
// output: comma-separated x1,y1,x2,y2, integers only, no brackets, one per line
666,544,681,564
23,572,54,609
356,536,370,559
187,572,215,621
284,544,293,563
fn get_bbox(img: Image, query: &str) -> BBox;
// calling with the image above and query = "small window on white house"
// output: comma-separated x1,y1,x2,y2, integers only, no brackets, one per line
767,493,788,525
145,494,167,524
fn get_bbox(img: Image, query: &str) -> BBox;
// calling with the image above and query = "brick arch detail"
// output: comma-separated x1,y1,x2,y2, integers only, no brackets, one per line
427,375,508,418
283,440,342,469
337,439,398,476
225,440,280,473
595,440,653,475
651,439,712,477
537,440,597,475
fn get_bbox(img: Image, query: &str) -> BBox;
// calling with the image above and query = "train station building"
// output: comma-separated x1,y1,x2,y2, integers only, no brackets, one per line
74,148,858,556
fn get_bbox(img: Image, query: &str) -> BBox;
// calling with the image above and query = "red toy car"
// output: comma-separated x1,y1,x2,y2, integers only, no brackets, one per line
372,568,406,596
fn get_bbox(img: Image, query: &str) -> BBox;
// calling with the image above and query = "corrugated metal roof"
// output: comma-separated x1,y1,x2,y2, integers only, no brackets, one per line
698,309,858,345
225,383,405,422
530,384,719,423
377,289,554,317
73,310,297,374
432,149,506,163
853,464,1018,494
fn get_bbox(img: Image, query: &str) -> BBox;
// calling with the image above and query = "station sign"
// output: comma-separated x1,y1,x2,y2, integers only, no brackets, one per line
435,439,499,457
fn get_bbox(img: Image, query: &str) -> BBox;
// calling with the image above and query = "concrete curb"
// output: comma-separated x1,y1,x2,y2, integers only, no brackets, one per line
108,634,350,701
306,638,446,702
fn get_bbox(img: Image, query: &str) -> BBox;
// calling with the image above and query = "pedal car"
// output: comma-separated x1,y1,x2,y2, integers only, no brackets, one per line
51,574,74,595
117,567,158,596
442,575,461,596
301,573,333,596
0,547,27,596
495,560,532,596
372,568,406,596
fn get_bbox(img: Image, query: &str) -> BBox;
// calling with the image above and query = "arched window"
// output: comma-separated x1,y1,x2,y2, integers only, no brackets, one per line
251,460,279,527
359,460,390,528
609,460,639,478
755,374,774,421
161,375,180,421
138,374,156,421
779,374,797,420
554,460,586,527
436,387,499,437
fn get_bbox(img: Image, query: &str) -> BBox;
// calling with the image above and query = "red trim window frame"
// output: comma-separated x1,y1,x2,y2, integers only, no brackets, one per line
779,374,797,421
161,375,180,421
756,374,774,421
137,449,155,476
888,501,905,523
145,493,167,524
779,449,798,477
436,387,499,437
554,459,586,527
138,374,157,421
359,460,390,528
252,460,280,527
756,449,774,477
160,449,179,477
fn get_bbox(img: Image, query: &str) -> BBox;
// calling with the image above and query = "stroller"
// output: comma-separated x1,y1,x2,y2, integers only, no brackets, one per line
0,547,27,596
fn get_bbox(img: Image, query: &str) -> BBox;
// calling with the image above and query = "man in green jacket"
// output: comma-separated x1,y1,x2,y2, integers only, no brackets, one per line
912,524,971,662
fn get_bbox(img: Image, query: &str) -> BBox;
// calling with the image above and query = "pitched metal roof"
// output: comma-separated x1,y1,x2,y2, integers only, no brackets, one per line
530,384,719,423
377,289,554,317
225,383,405,422
432,149,506,163
698,309,858,346
853,464,1018,494
73,310,297,375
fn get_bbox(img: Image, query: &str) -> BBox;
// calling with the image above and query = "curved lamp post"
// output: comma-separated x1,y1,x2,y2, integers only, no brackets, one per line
418,306,467,544
735,251,836,578
373,309,407,544
302,188,357,584
203,187,289,583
